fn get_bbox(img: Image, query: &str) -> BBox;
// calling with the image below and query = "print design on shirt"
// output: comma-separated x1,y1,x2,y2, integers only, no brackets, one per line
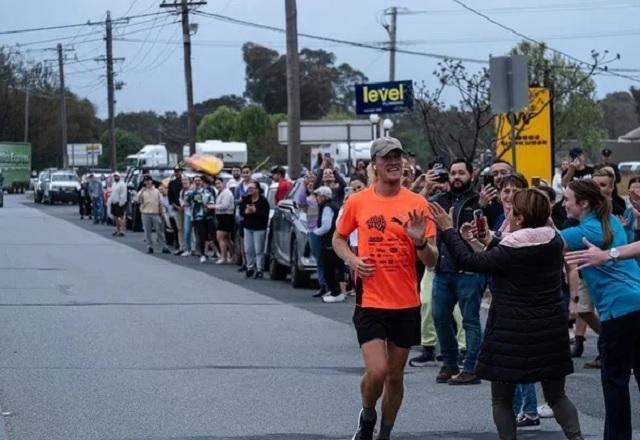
366,215,387,233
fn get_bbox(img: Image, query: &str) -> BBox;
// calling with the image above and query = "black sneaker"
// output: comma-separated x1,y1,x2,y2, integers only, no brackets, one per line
245,269,255,278
516,414,541,430
147,247,154,254
237,264,247,272
448,371,481,385
409,346,435,367
253,271,264,279
352,409,376,440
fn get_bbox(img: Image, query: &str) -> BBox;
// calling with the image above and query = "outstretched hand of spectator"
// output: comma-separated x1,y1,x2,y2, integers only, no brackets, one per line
428,203,454,231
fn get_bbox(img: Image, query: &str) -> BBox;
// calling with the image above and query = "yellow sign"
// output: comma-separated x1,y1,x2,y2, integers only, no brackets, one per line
496,87,553,185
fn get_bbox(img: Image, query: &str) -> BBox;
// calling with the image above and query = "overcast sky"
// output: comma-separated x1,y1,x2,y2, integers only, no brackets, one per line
3,0,639,118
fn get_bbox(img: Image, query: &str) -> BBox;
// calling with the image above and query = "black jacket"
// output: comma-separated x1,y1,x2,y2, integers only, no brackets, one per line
440,229,573,383
430,188,484,273
239,195,270,230
168,176,182,207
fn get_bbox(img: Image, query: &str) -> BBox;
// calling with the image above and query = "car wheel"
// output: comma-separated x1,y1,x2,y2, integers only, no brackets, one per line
268,238,288,281
290,239,310,288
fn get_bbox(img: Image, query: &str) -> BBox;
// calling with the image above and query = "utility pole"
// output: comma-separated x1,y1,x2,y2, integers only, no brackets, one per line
106,11,116,171
285,0,301,179
160,0,206,156
23,75,29,142
384,7,398,81
57,43,68,169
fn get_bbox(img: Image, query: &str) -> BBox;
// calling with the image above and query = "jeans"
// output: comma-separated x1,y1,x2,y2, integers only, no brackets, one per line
183,215,193,253
174,210,184,250
492,379,582,440
419,270,466,349
513,383,538,417
598,309,640,440
308,232,326,287
141,213,166,250
244,228,266,271
432,272,484,373
91,197,103,223
193,219,208,256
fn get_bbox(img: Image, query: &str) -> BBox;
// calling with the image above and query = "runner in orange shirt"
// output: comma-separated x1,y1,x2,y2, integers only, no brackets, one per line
333,137,438,440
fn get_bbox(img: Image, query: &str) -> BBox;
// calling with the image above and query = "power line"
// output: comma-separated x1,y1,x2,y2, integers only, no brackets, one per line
450,0,640,83
404,1,639,15
193,10,489,64
0,10,174,36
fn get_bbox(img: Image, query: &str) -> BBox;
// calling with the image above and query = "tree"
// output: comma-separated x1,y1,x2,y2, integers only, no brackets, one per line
510,42,606,152
196,106,239,142
630,86,640,124
0,47,102,170
98,128,144,169
599,91,638,138
194,94,245,125
242,42,367,118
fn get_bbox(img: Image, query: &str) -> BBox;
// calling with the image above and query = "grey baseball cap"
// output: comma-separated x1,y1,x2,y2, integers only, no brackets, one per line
314,186,333,199
370,136,404,159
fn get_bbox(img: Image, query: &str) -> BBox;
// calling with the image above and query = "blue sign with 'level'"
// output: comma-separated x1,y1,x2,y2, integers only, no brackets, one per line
355,80,413,115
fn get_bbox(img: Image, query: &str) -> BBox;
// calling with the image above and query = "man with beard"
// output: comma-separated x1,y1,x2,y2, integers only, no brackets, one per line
429,159,487,385
227,166,242,190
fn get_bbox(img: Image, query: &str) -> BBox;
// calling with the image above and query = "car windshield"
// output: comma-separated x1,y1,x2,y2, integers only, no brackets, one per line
51,174,77,182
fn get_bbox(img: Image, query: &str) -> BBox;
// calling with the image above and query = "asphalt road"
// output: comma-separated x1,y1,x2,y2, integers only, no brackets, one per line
0,193,637,440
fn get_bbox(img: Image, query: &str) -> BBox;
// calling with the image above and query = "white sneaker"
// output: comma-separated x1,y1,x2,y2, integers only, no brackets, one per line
215,257,226,265
322,293,346,303
199,256,207,264
537,404,554,418
180,251,191,257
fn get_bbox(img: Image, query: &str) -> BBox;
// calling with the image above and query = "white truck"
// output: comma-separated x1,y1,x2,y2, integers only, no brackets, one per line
125,144,168,168
193,140,248,170
310,142,371,176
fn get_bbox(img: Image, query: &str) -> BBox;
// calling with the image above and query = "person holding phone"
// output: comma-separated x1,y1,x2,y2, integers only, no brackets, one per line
430,189,583,440
562,148,594,187
480,160,513,229
239,180,270,279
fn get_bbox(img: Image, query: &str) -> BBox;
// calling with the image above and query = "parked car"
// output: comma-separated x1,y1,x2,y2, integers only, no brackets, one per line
43,171,80,204
124,166,174,231
267,179,316,288
33,169,57,203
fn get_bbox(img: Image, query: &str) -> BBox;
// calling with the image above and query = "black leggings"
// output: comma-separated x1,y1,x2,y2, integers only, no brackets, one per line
193,220,208,256
491,379,582,440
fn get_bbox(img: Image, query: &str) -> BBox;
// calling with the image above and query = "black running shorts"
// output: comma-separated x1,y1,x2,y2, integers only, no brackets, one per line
111,203,125,217
352,306,421,349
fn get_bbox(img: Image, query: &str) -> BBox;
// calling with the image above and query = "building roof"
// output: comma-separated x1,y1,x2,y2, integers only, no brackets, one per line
619,126,640,142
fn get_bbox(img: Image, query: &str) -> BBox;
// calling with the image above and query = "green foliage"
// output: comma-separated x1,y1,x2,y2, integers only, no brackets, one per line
196,106,240,142
599,92,638,139
0,47,102,170
98,128,144,169
242,42,367,119
510,41,605,151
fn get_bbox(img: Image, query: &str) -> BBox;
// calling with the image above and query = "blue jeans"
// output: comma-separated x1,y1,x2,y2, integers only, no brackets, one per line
91,197,103,222
432,272,484,373
183,215,193,252
513,383,538,417
308,232,326,287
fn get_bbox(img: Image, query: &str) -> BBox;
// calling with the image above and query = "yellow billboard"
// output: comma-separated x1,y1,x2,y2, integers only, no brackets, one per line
496,87,553,185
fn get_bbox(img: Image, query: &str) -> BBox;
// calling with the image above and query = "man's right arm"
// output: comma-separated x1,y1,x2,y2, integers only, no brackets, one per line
561,165,575,187
332,232,356,266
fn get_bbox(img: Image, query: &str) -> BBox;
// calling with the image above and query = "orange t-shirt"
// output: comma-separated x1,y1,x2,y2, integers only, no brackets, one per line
336,187,436,310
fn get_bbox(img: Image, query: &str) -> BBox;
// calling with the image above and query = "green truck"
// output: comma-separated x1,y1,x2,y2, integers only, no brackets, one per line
0,142,32,193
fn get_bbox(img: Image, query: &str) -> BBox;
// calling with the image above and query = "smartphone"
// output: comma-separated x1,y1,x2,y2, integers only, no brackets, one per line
531,176,541,187
483,174,494,187
473,209,487,239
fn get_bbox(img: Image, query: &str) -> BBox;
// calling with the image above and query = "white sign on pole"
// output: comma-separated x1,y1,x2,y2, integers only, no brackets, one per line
278,120,374,145
67,143,103,166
